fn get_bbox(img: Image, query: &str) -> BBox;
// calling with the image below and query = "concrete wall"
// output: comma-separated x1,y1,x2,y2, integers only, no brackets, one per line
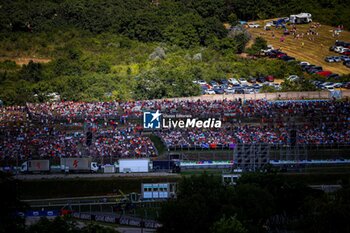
153,91,343,102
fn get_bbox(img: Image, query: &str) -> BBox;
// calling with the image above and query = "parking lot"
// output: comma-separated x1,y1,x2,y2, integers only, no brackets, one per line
194,77,283,95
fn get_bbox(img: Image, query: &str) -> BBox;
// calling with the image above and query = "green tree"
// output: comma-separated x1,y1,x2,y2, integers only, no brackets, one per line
19,61,43,82
246,37,267,56
0,172,26,233
228,13,239,26
211,215,248,233
158,173,234,233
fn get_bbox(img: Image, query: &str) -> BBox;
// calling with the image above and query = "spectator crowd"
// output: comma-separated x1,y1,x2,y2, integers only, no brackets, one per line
1,99,349,160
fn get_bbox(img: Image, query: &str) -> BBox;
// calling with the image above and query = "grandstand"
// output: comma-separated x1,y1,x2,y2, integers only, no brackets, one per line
1,99,350,170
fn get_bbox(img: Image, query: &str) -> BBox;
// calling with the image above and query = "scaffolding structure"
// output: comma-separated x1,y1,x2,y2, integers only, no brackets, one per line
233,144,270,171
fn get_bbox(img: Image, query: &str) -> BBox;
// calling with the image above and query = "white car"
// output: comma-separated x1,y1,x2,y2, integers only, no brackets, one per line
326,86,335,92
321,82,335,89
261,45,274,54
205,89,216,95
197,80,207,85
339,47,350,54
238,78,248,85
333,56,342,62
287,75,300,82
248,23,260,28
228,78,239,85
334,46,345,53
244,88,255,94
224,87,235,94
333,83,343,88
272,83,282,90
300,61,310,66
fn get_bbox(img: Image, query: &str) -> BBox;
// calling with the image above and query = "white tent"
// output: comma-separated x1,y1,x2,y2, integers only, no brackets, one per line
290,13,312,24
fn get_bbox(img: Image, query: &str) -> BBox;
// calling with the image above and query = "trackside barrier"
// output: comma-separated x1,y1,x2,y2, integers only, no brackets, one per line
72,212,161,229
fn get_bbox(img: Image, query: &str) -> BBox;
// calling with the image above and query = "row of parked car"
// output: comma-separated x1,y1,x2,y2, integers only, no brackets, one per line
194,77,281,95
329,40,350,54
263,48,297,62
300,62,340,78
324,55,350,63
328,40,350,68
311,80,350,91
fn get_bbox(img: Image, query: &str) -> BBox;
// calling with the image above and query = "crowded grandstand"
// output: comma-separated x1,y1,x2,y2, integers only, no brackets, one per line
1,99,349,163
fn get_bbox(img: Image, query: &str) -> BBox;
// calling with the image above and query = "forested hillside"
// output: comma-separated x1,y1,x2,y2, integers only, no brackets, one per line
0,0,349,105
1,0,349,38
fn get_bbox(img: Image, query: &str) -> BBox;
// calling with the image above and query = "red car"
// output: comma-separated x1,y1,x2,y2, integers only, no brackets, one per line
343,51,350,55
277,53,287,58
316,71,332,77
265,75,275,82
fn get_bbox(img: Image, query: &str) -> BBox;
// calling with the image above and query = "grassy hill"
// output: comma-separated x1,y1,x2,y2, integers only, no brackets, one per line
247,20,350,75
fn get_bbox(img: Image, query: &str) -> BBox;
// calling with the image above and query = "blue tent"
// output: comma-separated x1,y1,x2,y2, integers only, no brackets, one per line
275,18,287,29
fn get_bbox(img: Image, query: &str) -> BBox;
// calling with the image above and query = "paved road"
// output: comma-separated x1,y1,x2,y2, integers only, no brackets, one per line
15,172,180,180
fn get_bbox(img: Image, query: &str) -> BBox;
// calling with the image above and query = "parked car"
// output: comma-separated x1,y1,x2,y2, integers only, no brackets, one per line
248,23,260,28
280,56,296,62
287,75,300,82
325,56,335,62
327,73,340,79
220,84,228,89
343,82,350,89
220,79,229,85
224,87,235,94
256,77,266,83
345,61,350,68
307,66,323,74
339,47,350,54
244,88,255,94
248,77,257,83
335,41,350,48
333,56,342,62
333,83,343,88
326,86,335,92
273,83,282,90
329,45,337,51
234,88,245,94
339,55,350,61
197,80,207,85
267,50,286,58
316,71,332,77
204,89,216,95
228,78,239,85
238,78,248,85
251,84,262,89
334,46,345,53
300,61,310,66
213,86,224,94
302,64,316,72
265,75,275,82
209,81,219,87
277,53,287,58
321,82,334,89
261,45,274,54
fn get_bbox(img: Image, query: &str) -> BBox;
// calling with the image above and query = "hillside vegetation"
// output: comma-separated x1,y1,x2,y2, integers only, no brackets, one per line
0,0,349,105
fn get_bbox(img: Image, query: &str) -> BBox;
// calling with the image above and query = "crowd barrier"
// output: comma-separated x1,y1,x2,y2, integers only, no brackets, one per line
72,212,160,229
